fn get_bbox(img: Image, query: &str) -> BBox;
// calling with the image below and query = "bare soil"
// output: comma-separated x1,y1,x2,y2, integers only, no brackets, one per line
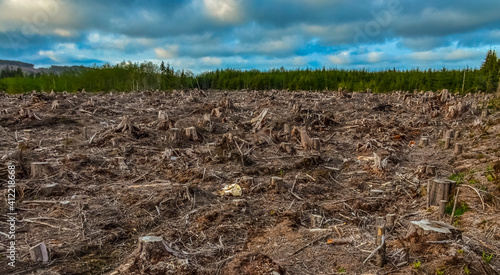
0,89,499,275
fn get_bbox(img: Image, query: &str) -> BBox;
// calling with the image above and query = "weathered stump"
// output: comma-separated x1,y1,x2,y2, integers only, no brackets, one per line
270,176,286,193
444,137,451,150
283,124,291,141
375,217,386,267
184,127,199,141
427,179,455,207
300,130,313,150
386,214,396,228
30,242,49,263
279,142,296,154
454,143,463,155
169,128,181,142
31,162,49,178
419,137,428,147
311,138,321,151
425,165,436,177
310,214,322,228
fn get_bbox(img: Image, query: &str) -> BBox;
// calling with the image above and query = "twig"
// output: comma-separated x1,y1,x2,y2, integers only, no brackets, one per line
22,219,72,231
449,187,460,224
460,184,485,210
363,236,385,265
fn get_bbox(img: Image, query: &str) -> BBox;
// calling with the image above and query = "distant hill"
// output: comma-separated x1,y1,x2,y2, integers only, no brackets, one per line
0,60,86,74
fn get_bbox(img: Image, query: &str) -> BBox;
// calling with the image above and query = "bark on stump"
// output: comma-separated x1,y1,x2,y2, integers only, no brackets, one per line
270,176,286,193
279,142,296,154
184,127,199,141
283,124,291,141
169,128,181,143
419,137,428,147
310,214,322,228
444,137,451,150
312,138,321,151
427,179,455,207
454,143,463,155
300,130,313,150
386,214,396,228
425,165,436,177
375,217,386,267
31,162,49,178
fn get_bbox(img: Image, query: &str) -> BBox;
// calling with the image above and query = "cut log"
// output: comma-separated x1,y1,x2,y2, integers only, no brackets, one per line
30,242,49,263
184,127,199,141
31,162,49,178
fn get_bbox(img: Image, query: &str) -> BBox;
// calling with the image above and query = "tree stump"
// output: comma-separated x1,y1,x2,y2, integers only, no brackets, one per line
427,179,455,206
310,214,322,228
312,138,321,151
211,108,223,118
30,242,49,263
137,236,168,262
408,219,462,243
279,142,296,154
31,162,49,178
239,176,254,191
169,128,181,142
386,214,396,228
300,130,313,150
283,124,291,141
454,143,463,155
454,131,460,140
419,137,428,147
270,176,286,193
481,109,489,119
425,165,436,177
375,217,386,267
184,127,199,141
51,100,59,110
444,137,451,150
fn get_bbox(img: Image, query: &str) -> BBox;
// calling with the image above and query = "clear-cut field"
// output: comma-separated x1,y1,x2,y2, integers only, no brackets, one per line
0,90,499,274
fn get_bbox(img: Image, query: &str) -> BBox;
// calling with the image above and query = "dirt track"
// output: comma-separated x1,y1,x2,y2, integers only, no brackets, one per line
1,89,499,274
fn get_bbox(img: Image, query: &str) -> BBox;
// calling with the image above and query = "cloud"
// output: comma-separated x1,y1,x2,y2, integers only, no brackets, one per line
0,0,499,72
155,45,179,59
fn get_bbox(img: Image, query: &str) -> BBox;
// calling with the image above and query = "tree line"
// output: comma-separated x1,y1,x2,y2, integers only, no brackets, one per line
0,50,499,94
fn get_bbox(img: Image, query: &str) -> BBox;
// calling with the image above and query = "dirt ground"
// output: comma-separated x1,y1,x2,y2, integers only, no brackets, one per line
0,89,499,275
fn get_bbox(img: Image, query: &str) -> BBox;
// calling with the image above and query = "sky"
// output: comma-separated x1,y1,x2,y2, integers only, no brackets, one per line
0,0,499,73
